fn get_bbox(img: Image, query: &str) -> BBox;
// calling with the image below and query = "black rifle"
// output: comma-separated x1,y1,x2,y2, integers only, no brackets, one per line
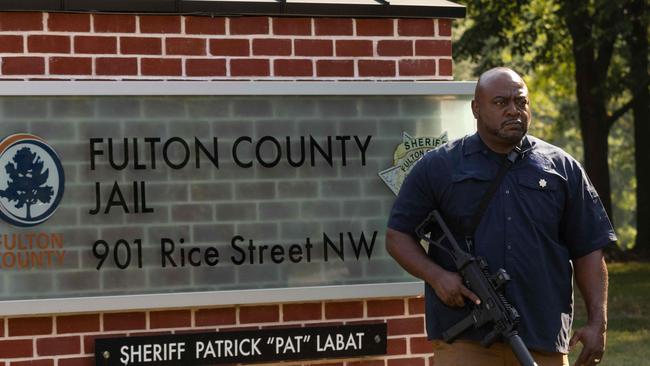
415,210,538,366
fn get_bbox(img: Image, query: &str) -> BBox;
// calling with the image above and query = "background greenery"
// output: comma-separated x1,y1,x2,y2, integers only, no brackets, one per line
571,262,650,365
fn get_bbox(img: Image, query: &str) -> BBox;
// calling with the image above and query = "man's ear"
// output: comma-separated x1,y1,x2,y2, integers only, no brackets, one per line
471,99,479,119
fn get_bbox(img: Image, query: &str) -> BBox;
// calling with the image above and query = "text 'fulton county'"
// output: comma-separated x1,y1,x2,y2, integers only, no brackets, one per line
89,135,372,170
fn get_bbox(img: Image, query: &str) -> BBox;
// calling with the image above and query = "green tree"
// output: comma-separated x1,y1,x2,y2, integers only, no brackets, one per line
454,0,649,256
625,0,650,257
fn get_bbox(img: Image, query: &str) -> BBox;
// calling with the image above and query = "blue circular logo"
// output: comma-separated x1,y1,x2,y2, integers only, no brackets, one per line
0,134,65,227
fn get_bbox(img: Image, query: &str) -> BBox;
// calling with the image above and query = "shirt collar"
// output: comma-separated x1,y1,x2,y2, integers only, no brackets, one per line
463,133,533,156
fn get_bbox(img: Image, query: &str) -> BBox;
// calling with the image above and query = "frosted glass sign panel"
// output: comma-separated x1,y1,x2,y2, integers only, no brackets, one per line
0,91,474,303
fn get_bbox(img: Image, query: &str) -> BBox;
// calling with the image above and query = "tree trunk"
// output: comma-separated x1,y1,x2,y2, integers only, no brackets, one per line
628,0,650,259
563,3,614,218
574,73,613,218
561,0,625,260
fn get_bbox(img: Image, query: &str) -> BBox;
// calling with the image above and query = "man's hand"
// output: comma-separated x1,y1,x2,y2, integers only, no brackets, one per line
572,249,608,366
569,322,606,366
430,269,480,308
386,228,481,308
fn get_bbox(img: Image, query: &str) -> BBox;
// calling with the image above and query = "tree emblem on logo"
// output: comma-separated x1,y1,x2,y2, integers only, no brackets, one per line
0,147,55,220
0,133,64,227
379,132,448,195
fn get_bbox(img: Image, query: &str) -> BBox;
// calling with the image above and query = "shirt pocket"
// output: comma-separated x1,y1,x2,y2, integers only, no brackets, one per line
450,172,492,211
516,171,563,226
447,171,492,231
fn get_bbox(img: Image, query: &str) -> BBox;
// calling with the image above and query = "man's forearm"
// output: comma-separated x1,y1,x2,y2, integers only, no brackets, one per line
385,228,444,285
574,249,608,329
386,228,480,307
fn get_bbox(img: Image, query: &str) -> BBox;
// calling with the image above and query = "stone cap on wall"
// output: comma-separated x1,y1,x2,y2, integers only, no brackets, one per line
0,0,465,18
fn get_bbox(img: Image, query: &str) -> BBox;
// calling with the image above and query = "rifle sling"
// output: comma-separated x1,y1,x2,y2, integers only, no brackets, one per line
464,146,522,246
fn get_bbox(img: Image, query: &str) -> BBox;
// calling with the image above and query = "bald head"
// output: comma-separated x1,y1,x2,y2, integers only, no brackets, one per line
474,67,527,102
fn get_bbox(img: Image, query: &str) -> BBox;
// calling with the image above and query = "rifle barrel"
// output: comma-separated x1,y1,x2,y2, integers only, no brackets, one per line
506,333,538,366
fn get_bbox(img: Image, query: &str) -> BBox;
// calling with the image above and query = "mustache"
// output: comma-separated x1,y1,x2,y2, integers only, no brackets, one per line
501,119,523,127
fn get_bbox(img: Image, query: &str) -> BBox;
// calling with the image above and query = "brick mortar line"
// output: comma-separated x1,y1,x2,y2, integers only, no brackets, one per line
136,55,142,76
387,334,427,340
89,13,95,33
202,33,209,57
31,335,37,358
309,18,315,37
363,298,368,318
1,324,425,336
41,12,48,32
0,55,451,60
116,36,122,55
0,75,450,80
99,311,105,333
0,52,122,57
215,317,424,329
3,13,449,34
0,31,452,41
224,47,231,75
50,316,56,335
128,56,448,59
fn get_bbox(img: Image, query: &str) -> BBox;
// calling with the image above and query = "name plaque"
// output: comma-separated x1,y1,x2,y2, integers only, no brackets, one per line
95,323,387,366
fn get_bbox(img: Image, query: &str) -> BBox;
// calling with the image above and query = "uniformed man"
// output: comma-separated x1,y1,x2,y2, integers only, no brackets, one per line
386,67,615,366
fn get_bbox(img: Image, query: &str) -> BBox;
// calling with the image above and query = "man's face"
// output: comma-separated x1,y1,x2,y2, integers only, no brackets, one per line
472,71,531,147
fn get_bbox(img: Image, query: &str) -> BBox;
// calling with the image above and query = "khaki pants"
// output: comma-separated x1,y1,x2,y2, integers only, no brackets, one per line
432,340,569,366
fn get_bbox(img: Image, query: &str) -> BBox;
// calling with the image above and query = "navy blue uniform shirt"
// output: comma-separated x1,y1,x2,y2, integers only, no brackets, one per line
388,133,616,353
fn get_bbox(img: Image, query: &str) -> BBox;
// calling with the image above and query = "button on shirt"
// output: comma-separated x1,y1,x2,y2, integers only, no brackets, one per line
387,133,616,353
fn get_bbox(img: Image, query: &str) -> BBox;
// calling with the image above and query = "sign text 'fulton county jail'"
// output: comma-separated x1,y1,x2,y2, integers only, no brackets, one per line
95,323,387,366
88,135,371,214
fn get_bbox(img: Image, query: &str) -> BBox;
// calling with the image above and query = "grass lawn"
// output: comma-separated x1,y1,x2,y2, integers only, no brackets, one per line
569,262,650,366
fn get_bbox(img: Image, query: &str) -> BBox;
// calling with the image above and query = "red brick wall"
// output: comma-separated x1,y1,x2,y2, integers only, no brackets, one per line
0,10,454,365
0,12,453,80
0,298,428,365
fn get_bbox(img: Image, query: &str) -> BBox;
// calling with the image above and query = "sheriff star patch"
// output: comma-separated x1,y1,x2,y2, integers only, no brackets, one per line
378,132,448,195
